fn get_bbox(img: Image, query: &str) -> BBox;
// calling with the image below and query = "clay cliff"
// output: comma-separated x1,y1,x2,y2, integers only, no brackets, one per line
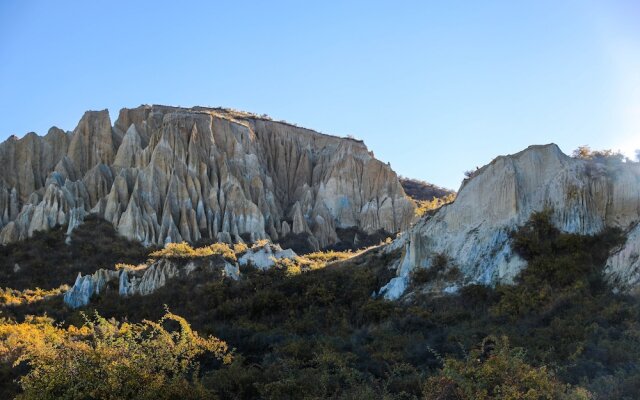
0,105,414,249
381,144,640,299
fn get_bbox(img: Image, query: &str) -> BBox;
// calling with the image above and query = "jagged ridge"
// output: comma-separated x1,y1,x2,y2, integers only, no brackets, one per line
0,105,415,249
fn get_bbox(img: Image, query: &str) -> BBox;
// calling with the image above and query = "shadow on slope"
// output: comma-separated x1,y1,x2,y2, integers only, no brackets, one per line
0,215,151,290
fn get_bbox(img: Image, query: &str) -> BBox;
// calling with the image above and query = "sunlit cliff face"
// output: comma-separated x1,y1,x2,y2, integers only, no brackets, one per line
380,143,640,300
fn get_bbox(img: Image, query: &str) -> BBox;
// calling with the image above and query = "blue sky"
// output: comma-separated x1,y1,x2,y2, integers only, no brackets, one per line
1,1,639,190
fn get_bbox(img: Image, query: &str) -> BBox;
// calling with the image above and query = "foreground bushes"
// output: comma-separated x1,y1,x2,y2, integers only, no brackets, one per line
0,311,231,400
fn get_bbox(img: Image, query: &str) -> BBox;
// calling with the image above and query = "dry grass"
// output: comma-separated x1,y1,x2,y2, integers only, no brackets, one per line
0,285,69,306
149,242,237,262
413,193,456,217
115,263,148,272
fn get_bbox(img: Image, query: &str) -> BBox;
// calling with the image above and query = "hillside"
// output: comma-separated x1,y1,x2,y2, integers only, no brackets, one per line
2,132,640,398
2,209,640,398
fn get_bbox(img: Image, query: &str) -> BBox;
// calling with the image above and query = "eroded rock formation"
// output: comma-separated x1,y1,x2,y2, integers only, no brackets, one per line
63,242,295,308
0,105,414,249
381,144,640,299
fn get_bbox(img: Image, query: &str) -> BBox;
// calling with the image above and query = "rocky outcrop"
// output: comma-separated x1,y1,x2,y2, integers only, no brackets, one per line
1,105,414,249
64,258,227,309
63,243,296,308
381,144,640,299
238,242,297,269
64,269,119,309
606,223,640,290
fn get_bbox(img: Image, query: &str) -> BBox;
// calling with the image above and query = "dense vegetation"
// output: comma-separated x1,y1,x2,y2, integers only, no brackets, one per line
1,211,640,398
0,215,150,290
1,311,231,399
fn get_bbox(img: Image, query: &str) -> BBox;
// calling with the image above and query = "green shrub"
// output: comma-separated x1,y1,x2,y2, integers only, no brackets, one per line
423,336,591,400
493,209,624,318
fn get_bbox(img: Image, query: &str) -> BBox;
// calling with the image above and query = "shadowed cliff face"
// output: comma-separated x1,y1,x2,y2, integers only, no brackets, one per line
0,105,415,249
381,144,640,299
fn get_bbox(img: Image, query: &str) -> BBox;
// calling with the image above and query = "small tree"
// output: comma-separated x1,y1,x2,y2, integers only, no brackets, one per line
572,145,592,159
572,145,624,162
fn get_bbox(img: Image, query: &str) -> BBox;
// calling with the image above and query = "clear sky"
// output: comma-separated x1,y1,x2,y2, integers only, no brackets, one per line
1,1,639,190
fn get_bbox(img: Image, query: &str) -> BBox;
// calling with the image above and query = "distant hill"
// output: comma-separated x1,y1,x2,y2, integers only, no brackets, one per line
399,177,454,201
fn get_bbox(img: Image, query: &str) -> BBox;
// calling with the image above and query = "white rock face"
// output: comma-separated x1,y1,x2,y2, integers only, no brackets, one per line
64,257,233,309
223,261,241,280
118,259,182,297
381,144,640,299
0,105,414,249
606,223,640,290
238,243,298,269
64,269,119,308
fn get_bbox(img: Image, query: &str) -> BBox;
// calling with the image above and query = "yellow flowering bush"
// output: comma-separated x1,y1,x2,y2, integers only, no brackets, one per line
0,311,231,400
149,242,237,262
0,286,69,306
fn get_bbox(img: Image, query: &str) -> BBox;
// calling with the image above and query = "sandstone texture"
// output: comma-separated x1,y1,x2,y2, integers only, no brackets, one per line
381,144,640,299
0,105,414,249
